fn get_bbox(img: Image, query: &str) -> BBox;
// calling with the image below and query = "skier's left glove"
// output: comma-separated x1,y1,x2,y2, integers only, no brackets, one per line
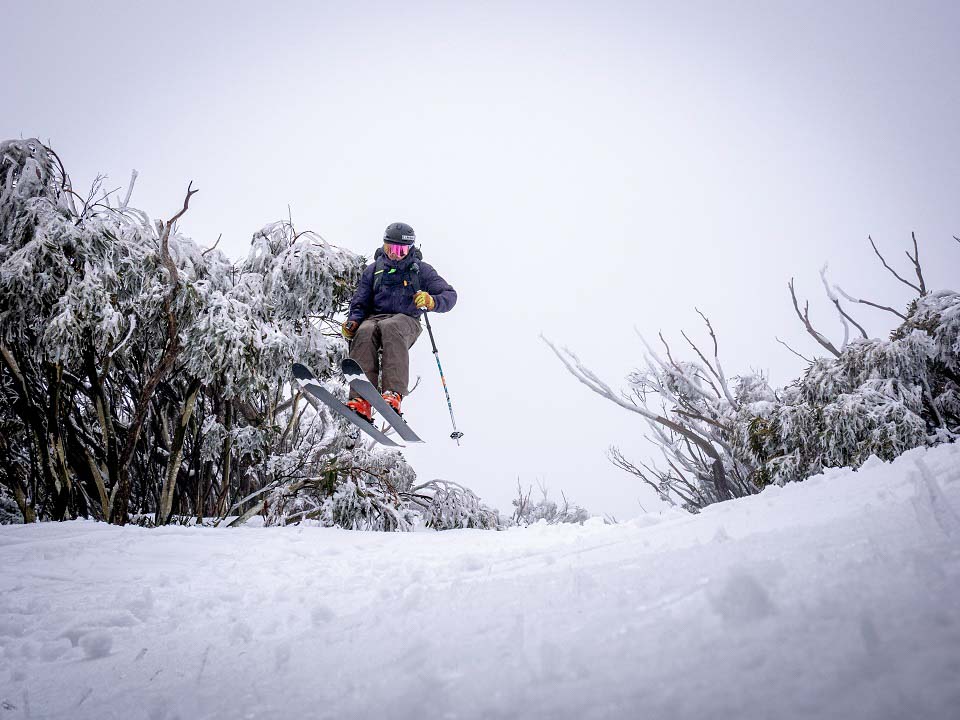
414,291,436,311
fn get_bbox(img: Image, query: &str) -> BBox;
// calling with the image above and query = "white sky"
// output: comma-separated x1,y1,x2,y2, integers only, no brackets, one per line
4,0,959,518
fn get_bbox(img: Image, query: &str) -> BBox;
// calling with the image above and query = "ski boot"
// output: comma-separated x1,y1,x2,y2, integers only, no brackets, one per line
345,397,372,423
382,391,402,416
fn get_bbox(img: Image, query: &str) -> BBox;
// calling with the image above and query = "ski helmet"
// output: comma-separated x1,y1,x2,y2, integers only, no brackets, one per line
383,222,416,246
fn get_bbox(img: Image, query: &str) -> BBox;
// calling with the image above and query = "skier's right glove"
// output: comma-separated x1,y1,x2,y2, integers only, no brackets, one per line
341,321,359,341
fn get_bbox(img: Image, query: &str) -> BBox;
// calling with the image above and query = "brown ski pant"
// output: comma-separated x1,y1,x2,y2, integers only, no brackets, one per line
349,313,423,397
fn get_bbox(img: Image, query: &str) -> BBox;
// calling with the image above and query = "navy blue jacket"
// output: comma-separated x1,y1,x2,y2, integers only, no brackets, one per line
347,248,457,323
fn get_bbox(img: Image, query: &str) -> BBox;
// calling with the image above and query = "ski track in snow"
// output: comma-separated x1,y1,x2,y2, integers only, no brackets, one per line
1,444,959,719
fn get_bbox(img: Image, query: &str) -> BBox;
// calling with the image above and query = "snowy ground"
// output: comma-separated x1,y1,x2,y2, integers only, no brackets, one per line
1,444,959,720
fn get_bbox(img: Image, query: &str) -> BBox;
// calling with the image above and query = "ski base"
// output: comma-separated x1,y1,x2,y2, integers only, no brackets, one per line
292,363,402,447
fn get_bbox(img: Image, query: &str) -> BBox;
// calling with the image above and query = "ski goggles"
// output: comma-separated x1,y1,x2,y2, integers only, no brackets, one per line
385,242,411,257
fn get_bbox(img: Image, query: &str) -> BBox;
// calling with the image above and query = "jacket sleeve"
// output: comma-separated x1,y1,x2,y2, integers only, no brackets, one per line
347,264,376,323
421,263,457,313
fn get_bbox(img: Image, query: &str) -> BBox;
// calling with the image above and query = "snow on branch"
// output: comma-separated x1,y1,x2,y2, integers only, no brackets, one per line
541,335,659,422
789,278,841,357
834,285,907,321
820,265,868,344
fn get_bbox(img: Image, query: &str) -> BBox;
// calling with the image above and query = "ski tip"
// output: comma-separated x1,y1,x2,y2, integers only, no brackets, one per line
292,363,313,381
341,358,364,377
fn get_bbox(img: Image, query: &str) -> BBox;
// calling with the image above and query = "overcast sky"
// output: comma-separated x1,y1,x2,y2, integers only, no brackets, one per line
4,0,959,517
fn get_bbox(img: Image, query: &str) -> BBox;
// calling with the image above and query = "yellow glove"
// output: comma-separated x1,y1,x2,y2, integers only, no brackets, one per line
414,291,436,311
341,320,359,340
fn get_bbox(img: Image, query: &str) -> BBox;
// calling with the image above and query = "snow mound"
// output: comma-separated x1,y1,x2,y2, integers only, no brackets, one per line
1,442,958,719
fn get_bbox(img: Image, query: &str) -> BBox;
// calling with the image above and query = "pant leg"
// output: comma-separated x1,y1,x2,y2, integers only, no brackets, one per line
377,314,423,396
348,316,383,398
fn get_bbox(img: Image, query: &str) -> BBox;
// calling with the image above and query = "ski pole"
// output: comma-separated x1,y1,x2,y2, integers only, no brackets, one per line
423,313,464,445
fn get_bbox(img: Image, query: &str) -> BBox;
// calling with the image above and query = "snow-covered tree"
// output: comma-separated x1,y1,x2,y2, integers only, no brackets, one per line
547,236,958,511
751,289,960,486
0,140,410,526
0,138,500,529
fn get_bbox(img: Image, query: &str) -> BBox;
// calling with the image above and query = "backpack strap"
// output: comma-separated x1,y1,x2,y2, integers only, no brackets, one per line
372,254,387,291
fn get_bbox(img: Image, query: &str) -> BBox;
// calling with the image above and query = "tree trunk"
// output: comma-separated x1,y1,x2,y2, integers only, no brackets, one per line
12,483,36,523
157,379,201,525
214,400,234,519
1,345,73,519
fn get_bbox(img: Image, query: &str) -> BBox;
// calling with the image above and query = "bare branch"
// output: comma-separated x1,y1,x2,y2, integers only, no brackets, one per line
834,285,907,321
904,232,927,295
158,182,198,289
819,265,850,347
788,278,841,357
694,309,738,408
168,180,198,227
608,447,672,504
680,329,717,377
820,266,868,342
543,334,731,500
658,331,678,367
644,331,720,400
121,169,138,209
775,336,812,364
869,235,922,295
201,233,223,257
832,298,869,340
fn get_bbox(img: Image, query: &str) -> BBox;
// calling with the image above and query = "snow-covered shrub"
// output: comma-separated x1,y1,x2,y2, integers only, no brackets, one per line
410,480,501,530
511,482,591,526
749,292,960,487
319,479,419,532
263,442,417,528
264,447,502,531
549,238,959,511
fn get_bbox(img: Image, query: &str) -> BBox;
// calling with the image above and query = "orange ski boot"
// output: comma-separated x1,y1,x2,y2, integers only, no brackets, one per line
382,391,402,416
345,397,372,423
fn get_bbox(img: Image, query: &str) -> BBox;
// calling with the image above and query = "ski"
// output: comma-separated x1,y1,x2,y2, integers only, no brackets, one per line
292,363,403,448
341,358,425,444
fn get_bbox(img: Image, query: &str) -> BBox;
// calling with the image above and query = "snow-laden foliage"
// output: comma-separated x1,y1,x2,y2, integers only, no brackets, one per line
319,479,419,532
750,291,960,488
0,140,387,525
510,482,591,526
264,449,502,531
0,487,21,525
549,242,959,511
263,442,418,530
410,480,501,530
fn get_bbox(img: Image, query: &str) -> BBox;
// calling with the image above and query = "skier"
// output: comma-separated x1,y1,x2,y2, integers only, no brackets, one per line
341,222,457,421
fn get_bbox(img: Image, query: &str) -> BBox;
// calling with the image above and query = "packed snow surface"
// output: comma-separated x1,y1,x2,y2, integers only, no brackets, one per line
2,444,959,720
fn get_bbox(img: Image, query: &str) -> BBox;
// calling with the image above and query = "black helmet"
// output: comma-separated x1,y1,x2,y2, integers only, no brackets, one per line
384,222,416,246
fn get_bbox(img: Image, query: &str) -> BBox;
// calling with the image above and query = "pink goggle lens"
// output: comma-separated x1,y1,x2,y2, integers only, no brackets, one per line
386,243,411,257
